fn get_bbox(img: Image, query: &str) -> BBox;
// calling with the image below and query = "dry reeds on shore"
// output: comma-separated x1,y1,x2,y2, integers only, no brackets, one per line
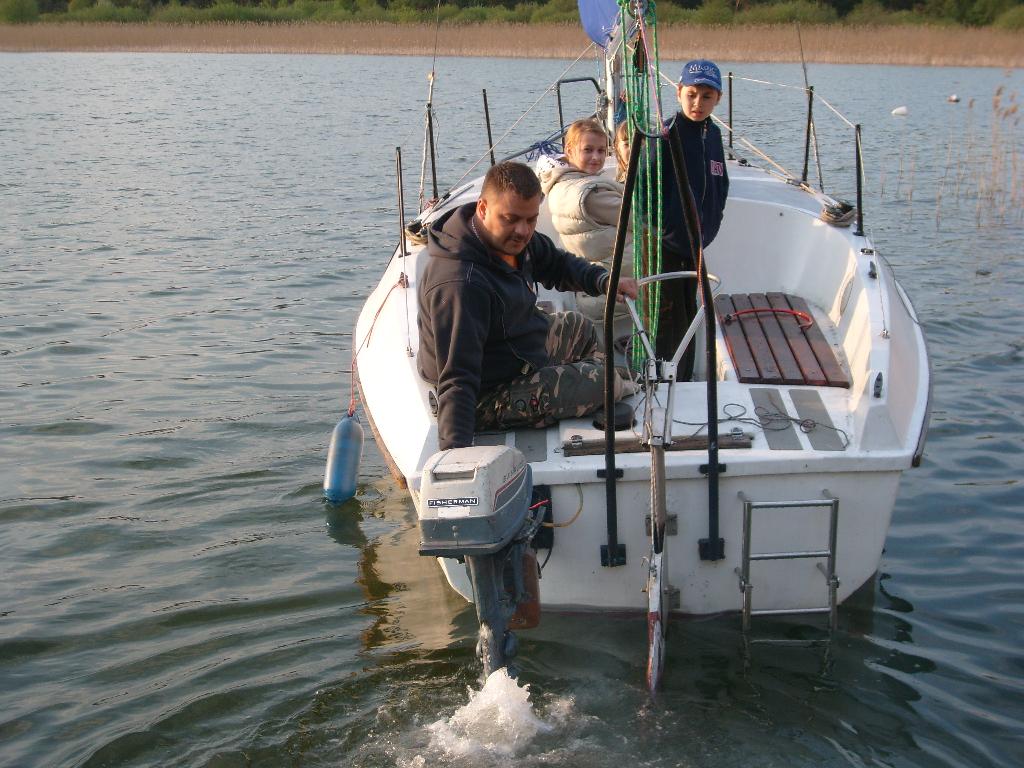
1,22,1023,67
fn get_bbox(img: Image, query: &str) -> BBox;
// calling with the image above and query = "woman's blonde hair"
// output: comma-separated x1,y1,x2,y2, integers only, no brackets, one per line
563,117,608,159
614,120,631,180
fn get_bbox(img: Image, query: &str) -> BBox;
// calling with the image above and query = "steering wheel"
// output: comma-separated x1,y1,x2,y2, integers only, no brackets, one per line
623,270,720,367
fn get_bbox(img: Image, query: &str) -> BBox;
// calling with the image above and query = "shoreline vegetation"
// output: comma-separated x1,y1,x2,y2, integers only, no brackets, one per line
1,21,1023,65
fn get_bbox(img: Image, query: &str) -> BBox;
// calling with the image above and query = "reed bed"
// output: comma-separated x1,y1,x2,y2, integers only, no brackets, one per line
949,87,1023,228
1,22,1023,67
882,83,1022,230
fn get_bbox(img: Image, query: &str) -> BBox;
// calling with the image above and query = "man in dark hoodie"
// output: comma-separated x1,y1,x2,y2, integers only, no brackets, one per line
657,58,729,376
417,161,638,451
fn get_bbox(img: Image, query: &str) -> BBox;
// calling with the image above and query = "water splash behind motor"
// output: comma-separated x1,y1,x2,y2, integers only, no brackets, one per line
425,668,555,758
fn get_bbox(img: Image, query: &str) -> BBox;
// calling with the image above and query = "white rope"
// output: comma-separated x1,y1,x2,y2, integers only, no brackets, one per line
736,135,798,180
732,75,858,128
815,94,856,129
733,75,806,91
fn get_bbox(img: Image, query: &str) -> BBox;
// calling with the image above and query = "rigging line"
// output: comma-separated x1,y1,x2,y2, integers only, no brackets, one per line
871,239,891,338
811,121,825,191
735,135,797,180
635,11,666,132
876,250,922,329
739,75,860,129
796,22,810,94
732,75,807,91
795,22,824,191
729,72,858,122
815,94,856,129
420,1,443,209
430,0,442,73
419,86,431,211
443,42,598,194
418,70,440,210
856,133,872,195
731,74,858,128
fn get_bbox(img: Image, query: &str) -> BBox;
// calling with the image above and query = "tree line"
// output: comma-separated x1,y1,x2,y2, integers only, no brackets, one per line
3,0,1023,31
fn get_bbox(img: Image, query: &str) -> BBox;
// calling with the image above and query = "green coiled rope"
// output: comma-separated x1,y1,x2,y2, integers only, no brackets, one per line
618,0,666,370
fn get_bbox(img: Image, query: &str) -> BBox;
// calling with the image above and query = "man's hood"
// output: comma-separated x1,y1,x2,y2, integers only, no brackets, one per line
425,203,495,267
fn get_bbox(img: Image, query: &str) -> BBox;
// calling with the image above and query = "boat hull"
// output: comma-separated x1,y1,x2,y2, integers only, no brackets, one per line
422,467,899,615
352,161,929,620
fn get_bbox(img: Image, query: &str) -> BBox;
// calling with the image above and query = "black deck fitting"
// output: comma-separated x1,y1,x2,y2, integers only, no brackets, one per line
600,543,627,567
699,537,726,561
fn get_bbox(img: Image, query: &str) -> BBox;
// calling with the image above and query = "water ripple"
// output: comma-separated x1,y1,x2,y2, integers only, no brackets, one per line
1,53,1022,768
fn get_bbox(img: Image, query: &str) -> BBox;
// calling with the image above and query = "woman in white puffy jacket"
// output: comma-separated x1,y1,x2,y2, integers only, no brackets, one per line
537,117,632,348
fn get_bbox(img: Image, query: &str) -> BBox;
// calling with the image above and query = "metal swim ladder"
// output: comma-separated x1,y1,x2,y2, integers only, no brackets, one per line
736,491,840,634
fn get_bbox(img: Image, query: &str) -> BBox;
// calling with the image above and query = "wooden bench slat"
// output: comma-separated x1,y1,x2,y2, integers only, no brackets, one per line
729,293,782,383
717,292,849,389
784,294,851,388
765,292,828,386
714,295,760,382
748,293,805,385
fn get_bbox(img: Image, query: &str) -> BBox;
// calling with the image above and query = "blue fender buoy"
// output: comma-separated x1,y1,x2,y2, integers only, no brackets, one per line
323,412,363,503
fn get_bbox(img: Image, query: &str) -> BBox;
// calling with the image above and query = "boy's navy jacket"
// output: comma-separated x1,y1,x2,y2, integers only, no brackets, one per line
659,113,729,262
418,202,608,450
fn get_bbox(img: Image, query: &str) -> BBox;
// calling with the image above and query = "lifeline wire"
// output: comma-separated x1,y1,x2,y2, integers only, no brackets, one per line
347,278,404,413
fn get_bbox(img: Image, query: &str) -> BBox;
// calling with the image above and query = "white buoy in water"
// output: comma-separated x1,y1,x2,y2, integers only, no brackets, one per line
891,106,909,116
948,94,961,103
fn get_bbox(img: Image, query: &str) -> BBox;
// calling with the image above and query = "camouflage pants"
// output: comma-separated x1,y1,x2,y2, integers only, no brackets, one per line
476,311,608,432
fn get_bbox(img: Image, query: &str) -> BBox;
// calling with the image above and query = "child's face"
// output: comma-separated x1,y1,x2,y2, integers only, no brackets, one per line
567,131,608,176
677,84,721,122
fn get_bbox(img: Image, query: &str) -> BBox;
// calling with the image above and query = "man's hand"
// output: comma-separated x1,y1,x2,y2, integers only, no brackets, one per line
614,276,639,302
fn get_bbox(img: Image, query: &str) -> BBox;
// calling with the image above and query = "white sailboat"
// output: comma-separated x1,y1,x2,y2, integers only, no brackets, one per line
336,3,931,688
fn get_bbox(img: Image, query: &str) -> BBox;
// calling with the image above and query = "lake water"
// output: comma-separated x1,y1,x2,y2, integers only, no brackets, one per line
1,52,1022,767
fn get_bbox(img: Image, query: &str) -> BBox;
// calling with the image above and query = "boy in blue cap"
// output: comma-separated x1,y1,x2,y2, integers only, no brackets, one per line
656,59,729,374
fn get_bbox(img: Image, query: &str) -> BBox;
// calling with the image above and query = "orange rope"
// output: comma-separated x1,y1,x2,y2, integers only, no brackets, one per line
347,359,357,417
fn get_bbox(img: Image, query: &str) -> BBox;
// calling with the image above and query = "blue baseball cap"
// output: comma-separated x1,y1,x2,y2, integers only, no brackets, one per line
680,59,722,92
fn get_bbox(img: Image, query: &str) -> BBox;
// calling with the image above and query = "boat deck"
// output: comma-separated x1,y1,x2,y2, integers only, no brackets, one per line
470,293,856,470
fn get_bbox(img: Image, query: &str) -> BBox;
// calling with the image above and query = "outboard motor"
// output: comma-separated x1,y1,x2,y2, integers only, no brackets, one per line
418,445,541,675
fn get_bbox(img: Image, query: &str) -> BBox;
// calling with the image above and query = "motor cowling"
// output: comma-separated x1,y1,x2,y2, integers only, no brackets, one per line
418,445,540,675
418,445,533,558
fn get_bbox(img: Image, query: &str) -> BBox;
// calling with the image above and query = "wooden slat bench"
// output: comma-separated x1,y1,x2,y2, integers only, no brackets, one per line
714,293,851,388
